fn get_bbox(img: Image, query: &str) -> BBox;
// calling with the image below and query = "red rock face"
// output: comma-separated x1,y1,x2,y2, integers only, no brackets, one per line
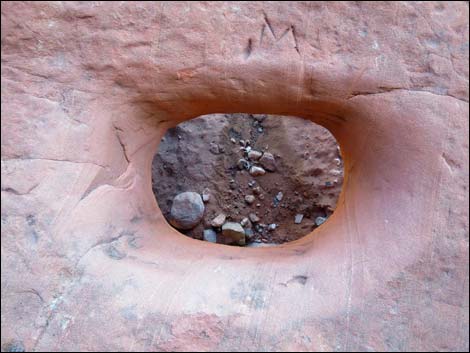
1,1,468,351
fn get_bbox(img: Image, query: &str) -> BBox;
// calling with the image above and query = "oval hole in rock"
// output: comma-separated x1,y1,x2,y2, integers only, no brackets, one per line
152,113,344,247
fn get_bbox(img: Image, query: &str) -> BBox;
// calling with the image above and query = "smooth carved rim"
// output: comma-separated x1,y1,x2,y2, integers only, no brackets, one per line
130,61,363,259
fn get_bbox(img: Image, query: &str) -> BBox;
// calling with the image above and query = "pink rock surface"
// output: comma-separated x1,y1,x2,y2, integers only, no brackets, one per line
1,1,468,351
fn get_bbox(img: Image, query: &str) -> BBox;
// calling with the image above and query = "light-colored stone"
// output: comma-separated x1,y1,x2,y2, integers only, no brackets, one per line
249,166,266,176
245,195,255,204
211,213,226,228
315,216,327,226
221,222,245,246
295,214,304,224
240,217,250,227
330,169,342,176
202,188,211,202
248,150,263,160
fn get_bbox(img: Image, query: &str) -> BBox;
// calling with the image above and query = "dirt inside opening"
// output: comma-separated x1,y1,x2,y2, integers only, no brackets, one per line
152,113,344,246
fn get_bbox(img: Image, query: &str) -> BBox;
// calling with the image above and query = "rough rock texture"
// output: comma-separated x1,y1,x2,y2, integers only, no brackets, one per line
1,1,468,352
152,113,343,244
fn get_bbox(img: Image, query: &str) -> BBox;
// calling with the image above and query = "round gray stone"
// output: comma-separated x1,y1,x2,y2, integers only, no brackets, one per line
169,192,205,230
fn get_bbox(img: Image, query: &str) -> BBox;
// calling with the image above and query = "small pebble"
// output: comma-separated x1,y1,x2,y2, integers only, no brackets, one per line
315,216,327,226
241,217,250,227
202,188,211,202
268,223,277,231
249,166,266,176
252,186,261,195
276,192,283,201
209,142,220,154
294,214,304,224
203,229,217,243
248,150,263,160
249,213,260,223
237,158,250,170
330,169,342,176
259,152,276,172
211,213,227,228
239,139,245,146
245,195,255,204
231,138,236,144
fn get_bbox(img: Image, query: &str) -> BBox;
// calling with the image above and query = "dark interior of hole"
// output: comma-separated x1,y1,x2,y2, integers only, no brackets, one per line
152,113,344,247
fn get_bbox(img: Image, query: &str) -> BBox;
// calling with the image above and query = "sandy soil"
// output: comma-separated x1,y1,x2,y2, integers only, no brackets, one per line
152,114,343,245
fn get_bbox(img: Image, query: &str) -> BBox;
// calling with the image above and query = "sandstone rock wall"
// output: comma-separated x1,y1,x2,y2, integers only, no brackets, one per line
1,2,468,351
